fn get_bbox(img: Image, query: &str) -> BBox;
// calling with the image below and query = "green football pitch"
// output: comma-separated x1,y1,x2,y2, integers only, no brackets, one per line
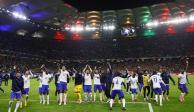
0,76,193,112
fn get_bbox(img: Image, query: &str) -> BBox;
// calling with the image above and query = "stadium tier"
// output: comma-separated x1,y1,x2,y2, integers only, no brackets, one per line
0,0,194,39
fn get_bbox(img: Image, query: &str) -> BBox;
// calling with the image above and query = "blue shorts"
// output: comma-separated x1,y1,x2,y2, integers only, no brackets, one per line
10,91,21,100
58,82,67,91
179,84,188,93
138,83,143,90
83,85,92,93
101,84,106,91
131,88,138,94
42,85,49,93
94,84,102,92
165,85,170,91
160,83,166,91
111,90,124,99
39,87,43,94
56,83,60,90
153,88,162,94
23,88,29,95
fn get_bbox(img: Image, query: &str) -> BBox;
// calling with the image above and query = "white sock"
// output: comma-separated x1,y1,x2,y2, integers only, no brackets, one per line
14,101,20,112
102,92,105,100
155,95,158,103
39,95,42,103
42,95,45,104
110,99,113,108
84,93,88,102
57,93,59,102
89,93,92,101
47,95,49,104
181,93,185,97
135,94,138,100
99,93,102,101
131,94,134,101
8,101,13,112
94,93,96,101
122,99,126,108
159,95,163,106
64,93,67,104
59,93,63,104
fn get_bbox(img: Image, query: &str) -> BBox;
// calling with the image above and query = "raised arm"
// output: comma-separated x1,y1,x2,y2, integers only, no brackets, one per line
88,65,93,73
40,64,49,73
107,62,112,70
72,68,77,73
83,65,88,73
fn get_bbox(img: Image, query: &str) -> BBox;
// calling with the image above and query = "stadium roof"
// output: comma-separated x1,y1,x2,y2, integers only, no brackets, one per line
0,0,78,37
0,0,194,39
63,0,175,12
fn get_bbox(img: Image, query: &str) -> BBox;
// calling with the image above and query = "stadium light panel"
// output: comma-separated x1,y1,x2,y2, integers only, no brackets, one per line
12,12,27,20
108,25,115,30
189,15,194,21
146,21,159,27
85,26,96,31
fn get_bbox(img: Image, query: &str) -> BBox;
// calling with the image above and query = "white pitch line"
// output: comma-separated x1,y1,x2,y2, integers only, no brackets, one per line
0,99,148,104
148,103,154,112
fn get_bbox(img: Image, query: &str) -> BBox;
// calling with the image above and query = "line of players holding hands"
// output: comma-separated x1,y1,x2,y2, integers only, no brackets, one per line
8,63,190,112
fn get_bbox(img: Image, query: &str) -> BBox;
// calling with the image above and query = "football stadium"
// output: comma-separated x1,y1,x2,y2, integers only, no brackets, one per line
0,0,194,112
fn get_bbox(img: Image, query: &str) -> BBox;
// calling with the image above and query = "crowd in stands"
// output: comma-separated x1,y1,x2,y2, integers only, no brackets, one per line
0,32,193,73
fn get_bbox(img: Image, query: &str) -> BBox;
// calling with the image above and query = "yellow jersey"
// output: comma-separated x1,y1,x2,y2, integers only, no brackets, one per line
143,75,150,87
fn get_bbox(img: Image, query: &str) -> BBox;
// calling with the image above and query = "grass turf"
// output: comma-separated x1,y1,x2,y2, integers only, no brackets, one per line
0,76,193,112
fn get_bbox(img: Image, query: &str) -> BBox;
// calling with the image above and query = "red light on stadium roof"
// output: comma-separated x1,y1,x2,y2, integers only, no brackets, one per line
76,20,80,23
186,23,194,32
167,25,176,34
160,16,169,21
72,33,81,40
54,31,65,41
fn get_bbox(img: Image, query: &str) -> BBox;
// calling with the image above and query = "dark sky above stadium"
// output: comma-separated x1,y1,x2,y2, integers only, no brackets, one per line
63,0,175,12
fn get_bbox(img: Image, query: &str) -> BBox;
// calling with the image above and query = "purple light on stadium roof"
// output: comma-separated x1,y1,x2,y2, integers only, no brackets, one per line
8,2,33,13
30,11,49,19
0,25,12,31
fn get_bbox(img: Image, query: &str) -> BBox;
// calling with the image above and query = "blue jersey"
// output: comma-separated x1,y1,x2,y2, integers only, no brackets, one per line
75,73,83,85
160,72,175,84
106,69,113,83
10,71,24,92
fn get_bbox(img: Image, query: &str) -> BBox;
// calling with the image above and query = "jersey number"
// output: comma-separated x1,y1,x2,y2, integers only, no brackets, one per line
116,79,119,84
153,78,157,83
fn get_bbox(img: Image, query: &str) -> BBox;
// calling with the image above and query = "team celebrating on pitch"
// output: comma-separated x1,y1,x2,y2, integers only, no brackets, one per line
7,62,190,112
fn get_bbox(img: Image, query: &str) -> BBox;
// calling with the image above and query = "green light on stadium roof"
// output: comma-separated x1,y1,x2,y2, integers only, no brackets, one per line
143,29,156,37
141,18,150,23
140,15,151,18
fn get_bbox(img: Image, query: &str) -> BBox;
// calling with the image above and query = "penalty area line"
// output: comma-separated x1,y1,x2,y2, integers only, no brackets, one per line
148,103,154,112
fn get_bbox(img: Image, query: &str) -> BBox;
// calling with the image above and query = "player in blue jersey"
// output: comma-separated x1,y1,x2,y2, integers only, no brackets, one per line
8,66,24,112
160,69,175,101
